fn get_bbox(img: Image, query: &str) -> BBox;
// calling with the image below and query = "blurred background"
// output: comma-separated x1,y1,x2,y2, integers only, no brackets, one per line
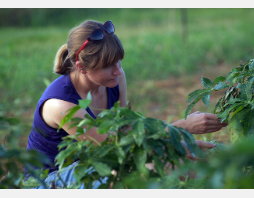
1,8,254,146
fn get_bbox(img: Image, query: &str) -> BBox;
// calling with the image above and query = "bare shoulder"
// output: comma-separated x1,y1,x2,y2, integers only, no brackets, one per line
42,98,86,129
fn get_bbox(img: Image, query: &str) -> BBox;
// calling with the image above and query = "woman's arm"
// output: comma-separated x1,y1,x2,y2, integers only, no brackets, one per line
171,111,228,134
118,68,127,107
41,99,108,144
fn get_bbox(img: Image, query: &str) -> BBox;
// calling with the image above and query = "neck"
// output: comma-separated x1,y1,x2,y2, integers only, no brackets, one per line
70,71,101,98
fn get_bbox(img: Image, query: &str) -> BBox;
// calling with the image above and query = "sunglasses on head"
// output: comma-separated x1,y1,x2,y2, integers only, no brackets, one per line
76,20,115,62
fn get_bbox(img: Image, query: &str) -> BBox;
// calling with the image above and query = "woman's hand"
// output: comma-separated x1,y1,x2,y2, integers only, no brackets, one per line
172,111,228,134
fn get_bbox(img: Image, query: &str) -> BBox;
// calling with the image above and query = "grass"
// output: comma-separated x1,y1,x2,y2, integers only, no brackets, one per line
1,8,254,145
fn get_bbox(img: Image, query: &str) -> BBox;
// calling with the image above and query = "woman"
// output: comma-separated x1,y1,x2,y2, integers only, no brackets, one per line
25,20,227,188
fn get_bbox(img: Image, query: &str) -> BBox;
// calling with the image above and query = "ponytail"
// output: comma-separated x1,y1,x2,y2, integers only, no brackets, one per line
53,44,73,75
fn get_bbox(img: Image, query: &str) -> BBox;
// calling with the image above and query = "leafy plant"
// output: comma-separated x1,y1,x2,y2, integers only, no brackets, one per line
0,114,51,189
55,96,204,189
185,59,254,143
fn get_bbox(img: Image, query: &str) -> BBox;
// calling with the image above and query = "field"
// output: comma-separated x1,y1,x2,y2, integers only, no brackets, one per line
1,8,254,147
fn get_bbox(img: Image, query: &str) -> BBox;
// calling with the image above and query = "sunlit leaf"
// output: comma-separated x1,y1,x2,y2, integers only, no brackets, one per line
201,77,213,89
78,99,91,110
185,93,208,119
115,146,125,164
214,81,229,90
202,93,210,106
213,76,226,85
119,134,135,146
97,120,114,134
186,89,209,103
132,119,145,147
58,105,80,131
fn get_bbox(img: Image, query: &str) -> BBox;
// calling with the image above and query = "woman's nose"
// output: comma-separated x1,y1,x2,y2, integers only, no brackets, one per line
113,64,123,76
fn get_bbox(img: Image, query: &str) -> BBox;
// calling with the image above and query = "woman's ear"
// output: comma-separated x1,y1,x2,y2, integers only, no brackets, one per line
75,61,86,74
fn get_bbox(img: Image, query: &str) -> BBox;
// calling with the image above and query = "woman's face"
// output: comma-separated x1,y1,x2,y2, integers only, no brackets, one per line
85,60,123,88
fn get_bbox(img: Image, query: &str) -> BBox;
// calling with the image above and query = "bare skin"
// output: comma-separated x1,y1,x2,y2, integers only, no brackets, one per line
40,59,225,186
41,60,127,143
172,111,227,134
41,59,226,158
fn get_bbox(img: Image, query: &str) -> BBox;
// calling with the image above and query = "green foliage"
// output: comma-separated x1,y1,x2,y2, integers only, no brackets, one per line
55,97,254,188
186,59,254,143
2,9,254,117
55,99,202,189
190,136,254,189
141,136,254,189
0,114,51,189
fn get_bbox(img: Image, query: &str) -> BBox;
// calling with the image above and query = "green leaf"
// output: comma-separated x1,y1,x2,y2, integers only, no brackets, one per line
246,76,254,89
55,144,80,169
214,81,229,90
119,134,135,146
201,77,213,89
133,147,147,173
168,126,186,156
86,91,92,100
143,118,166,135
142,138,153,154
185,92,208,119
120,108,141,119
97,145,115,158
230,104,248,119
78,99,91,110
57,138,74,150
97,120,114,134
114,101,120,109
202,93,210,106
132,119,145,147
217,103,243,122
180,129,202,158
91,162,112,177
112,181,125,189
115,146,125,164
73,163,89,183
249,60,254,70
97,109,113,118
152,155,165,177
238,84,252,101
214,98,223,114
186,89,210,103
113,117,136,129
231,107,250,123
76,126,85,136
77,119,93,127
58,105,80,131
148,139,164,157
226,72,240,85
243,110,254,135
213,76,226,85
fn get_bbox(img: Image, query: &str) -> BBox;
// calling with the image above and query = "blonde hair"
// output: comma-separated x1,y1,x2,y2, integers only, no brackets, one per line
53,20,124,75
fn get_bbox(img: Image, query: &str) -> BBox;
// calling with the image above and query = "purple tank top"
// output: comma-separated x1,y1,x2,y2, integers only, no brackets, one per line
25,74,119,179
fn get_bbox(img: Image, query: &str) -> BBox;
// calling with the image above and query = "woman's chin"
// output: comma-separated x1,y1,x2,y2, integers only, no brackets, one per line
106,79,119,88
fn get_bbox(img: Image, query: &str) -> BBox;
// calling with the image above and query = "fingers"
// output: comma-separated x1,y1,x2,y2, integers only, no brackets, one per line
203,113,228,124
195,140,216,148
